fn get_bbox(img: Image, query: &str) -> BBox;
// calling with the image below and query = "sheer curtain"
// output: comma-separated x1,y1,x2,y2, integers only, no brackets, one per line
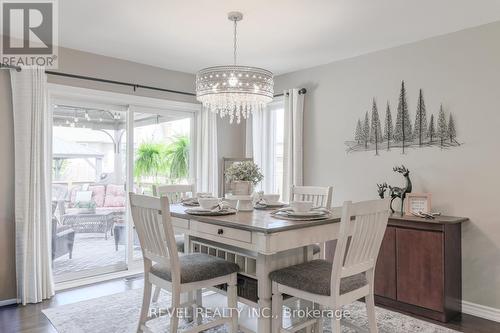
246,101,282,193
11,67,54,304
196,107,218,196
282,89,305,202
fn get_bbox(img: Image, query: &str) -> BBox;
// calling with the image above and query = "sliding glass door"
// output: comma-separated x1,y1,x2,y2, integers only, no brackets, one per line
51,102,128,282
50,90,196,283
131,106,194,261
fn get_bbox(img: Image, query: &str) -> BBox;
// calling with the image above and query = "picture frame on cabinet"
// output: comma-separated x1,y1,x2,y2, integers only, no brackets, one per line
405,192,432,216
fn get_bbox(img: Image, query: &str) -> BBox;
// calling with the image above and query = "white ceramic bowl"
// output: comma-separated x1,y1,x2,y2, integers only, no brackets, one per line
198,197,220,209
290,200,313,213
262,194,280,204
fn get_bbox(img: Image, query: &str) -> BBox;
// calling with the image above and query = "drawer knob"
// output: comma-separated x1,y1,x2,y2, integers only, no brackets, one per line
217,228,224,235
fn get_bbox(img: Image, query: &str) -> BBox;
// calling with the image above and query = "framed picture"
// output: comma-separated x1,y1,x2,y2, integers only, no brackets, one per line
222,157,253,197
405,193,432,216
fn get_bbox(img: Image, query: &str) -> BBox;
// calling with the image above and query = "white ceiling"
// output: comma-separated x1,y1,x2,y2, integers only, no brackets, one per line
59,0,500,75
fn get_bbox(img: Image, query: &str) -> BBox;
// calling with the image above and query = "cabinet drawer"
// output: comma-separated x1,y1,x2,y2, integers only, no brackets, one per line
191,221,252,243
171,217,189,230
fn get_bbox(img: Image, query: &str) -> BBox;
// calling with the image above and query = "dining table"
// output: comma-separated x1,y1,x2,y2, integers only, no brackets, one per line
168,203,343,333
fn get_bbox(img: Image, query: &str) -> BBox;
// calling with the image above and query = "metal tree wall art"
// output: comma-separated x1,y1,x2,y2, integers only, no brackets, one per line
370,99,383,155
383,102,393,151
345,80,461,154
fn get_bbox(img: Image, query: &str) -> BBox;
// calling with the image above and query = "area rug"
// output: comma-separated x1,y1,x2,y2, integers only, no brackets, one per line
42,288,459,333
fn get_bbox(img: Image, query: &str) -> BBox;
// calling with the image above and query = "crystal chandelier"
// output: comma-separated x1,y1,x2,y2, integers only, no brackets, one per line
196,12,274,124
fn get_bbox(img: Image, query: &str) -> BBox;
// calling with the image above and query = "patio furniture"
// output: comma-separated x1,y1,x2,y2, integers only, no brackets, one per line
51,201,75,260
62,211,115,239
65,183,126,216
113,220,141,251
114,222,183,252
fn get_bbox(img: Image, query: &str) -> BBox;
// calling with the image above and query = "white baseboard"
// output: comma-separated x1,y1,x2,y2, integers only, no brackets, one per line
0,298,17,307
462,300,500,323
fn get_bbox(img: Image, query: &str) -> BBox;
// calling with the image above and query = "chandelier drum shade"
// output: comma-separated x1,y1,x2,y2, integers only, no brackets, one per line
196,12,274,123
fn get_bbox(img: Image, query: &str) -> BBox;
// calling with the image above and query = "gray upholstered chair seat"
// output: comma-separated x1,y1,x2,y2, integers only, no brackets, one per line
174,234,185,253
312,244,321,255
269,259,367,296
151,253,239,284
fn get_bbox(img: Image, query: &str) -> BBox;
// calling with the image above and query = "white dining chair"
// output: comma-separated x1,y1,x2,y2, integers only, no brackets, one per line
290,185,333,209
151,183,198,302
152,183,197,203
129,193,239,333
270,198,390,333
290,185,333,257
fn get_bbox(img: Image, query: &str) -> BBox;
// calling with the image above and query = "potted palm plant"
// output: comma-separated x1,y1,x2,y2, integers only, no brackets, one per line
225,161,264,195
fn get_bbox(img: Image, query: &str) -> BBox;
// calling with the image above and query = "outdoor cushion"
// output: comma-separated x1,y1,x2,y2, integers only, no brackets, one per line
89,185,106,207
150,253,239,284
269,259,367,296
104,184,126,207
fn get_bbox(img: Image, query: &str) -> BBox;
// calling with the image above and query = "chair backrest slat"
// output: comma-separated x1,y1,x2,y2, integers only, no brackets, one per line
153,184,196,204
331,199,390,294
290,185,333,209
129,193,181,282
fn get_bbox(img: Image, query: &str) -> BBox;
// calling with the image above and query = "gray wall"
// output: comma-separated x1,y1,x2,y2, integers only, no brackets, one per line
274,21,500,309
0,47,246,301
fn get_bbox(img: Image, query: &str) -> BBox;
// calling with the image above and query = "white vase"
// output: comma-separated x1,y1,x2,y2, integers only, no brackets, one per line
232,181,253,195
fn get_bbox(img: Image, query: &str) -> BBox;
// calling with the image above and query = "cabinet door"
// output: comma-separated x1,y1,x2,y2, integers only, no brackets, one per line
396,228,444,311
374,226,396,299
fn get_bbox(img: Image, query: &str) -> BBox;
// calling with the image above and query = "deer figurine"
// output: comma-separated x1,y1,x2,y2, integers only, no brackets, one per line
376,182,388,199
388,165,412,213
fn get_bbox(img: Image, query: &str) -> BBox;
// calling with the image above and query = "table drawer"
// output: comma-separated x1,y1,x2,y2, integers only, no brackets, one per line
191,221,252,243
171,217,189,230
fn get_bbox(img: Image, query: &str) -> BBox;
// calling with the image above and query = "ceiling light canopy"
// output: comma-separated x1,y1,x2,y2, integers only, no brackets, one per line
196,12,274,124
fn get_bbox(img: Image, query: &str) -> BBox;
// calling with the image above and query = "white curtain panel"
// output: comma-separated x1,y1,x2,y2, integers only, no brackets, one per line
251,107,277,193
245,117,253,158
282,89,304,202
11,67,54,305
196,107,219,196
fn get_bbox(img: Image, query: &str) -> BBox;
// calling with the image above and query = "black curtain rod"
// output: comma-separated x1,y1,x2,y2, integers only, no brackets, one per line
0,63,22,71
273,88,307,97
2,63,306,98
45,70,197,96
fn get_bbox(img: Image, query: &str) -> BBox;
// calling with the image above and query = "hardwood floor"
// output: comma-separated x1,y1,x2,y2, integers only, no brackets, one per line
0,276,498,333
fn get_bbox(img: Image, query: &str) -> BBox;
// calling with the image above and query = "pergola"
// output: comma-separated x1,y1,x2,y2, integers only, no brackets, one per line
53,137,105,182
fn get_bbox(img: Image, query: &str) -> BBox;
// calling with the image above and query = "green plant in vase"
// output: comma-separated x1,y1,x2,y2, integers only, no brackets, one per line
225,161,263,195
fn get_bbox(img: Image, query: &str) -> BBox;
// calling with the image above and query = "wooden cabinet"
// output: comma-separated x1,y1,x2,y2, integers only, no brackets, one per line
374,214,466,322
374,226,396,299
396,228,444,311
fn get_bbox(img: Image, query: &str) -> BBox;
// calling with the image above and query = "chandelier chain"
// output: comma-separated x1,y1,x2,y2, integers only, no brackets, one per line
233,19,237,65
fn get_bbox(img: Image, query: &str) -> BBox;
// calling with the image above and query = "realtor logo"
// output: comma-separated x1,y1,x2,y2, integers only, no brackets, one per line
1,0,58,68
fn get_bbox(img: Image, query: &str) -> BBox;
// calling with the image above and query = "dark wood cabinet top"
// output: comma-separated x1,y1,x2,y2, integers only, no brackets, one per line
390,213,468,225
